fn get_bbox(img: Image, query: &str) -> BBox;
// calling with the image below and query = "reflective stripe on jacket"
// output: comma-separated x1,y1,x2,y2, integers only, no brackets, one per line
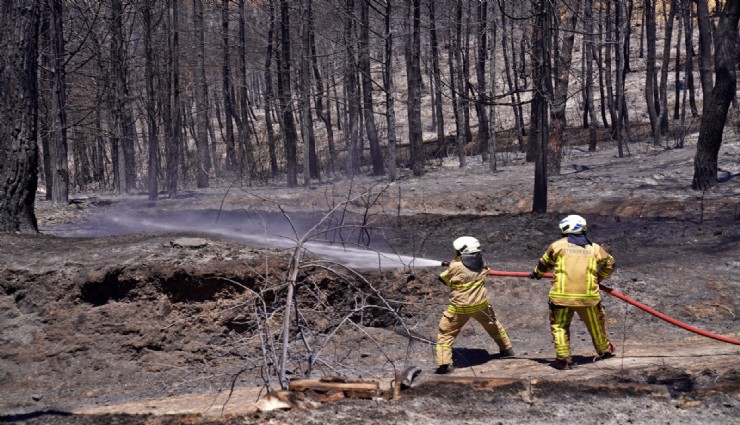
534,237,615,307
439,259,489,314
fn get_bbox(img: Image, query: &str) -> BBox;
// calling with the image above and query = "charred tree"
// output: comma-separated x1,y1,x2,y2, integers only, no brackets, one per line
110,0,133,194
682,0,699,116
237,0,254,183
48,0,69,206
360,0,383,176
278,0,298,186
222,0,236,173
453,0,466,167
300,0,315,184
344,0,361,176
659,0,677,136
474,1,490,161
532,0,552,213
144,0,159,201
0,0,40,233
194,0,211,188
263,0,279,178
644,0,661,144
384,0,398,181
547,0,580,176
406,0,424,176
692,0,740,190
429,1,445,159
696,0,714,109
310,3,335,177
166,0,182,197
585,0,599,151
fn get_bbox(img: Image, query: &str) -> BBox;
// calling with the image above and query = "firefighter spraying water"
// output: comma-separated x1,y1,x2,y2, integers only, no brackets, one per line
434,236,515,374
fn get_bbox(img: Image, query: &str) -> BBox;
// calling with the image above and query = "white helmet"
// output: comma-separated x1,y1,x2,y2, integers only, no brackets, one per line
453,236,481,255
559,215,587,234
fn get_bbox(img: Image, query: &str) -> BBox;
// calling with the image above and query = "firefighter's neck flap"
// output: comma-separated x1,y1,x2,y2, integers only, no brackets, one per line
461,252,486,272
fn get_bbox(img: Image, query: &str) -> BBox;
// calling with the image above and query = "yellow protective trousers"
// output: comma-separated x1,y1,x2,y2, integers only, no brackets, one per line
549,302,611,361
436,304,512,366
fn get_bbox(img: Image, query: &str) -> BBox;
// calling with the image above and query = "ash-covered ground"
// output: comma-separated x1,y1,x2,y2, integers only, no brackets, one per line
1,137,739,424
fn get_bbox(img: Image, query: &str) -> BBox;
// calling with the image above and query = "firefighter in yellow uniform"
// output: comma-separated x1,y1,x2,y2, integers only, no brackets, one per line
435,236,515,374
529,215,616,370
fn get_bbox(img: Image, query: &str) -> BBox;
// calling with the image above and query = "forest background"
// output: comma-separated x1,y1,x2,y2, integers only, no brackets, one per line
1,0,739,230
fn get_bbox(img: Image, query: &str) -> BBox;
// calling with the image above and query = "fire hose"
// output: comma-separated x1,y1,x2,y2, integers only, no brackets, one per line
485,269,740,345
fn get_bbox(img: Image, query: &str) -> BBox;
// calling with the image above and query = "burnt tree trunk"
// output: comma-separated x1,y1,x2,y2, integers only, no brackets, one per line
263,0,279,178
407,0,424,176
144,0,159,200
384,0,398,181
222,0,237,173
167,0,182,197
659,0,677,136
310,3,335,176
644,0,661,144
453,0,466,167
692,0,740,190
532,0,552,213
429,1,445,159
194,0,210,188
547,0,580,176
474,1,490,161
49,0,69,206
360,0,383,176
278,0,298,186
696,0,714,110
683,0,699,116
0,0,40,233
344,0,361,176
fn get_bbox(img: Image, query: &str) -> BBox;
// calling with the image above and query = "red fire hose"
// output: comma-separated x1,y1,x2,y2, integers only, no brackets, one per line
486,270,740,346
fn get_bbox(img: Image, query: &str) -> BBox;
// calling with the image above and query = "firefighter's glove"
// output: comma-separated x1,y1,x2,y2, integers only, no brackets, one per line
529,271,541,280
441,261,451,267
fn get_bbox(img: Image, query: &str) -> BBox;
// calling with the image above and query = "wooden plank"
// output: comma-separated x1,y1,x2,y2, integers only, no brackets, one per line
289,379,379,399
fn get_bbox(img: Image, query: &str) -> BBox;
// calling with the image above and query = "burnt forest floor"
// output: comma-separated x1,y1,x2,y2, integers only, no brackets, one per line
1,134,740,424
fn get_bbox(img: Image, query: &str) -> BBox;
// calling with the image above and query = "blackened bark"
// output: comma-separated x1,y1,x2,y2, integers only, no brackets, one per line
453,0,466,167
278,0,298,186
360,0,383,176
263,0,279,178
696,0,714,108
222,0,236,172
585,0,599,151
384,0,398,181
644,0,660,144
659,0,677,136
167,0,181,197
429,1,445,159
0,0,40,233
547,0,579,176
692,0,740,190
683,0,699,116
194,0,210,188
344,0,360,176
300,0,313,184
474,1,490,161
49,0,68,206
310,3,334,176
532,0,552,214
144,0,159,201
407,0,423,176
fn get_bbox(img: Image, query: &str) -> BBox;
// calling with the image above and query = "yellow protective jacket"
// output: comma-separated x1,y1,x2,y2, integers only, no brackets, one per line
533,237,615,307
438,258,490,314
